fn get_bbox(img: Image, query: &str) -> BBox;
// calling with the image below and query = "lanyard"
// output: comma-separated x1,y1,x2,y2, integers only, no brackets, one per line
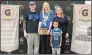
42,12,50,22
42,12,50,26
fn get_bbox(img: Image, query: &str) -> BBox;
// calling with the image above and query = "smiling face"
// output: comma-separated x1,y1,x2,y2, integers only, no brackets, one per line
29,3,36,10
43,2,50,11
55,7,62,15
53,21,59,28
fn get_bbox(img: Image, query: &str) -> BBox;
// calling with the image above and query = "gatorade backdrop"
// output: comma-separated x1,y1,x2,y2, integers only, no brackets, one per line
0,1,85,54
1,5,20,52
71,4,91,54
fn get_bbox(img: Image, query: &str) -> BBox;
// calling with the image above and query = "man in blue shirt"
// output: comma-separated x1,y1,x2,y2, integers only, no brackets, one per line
50,20,62,54
23,1,39,54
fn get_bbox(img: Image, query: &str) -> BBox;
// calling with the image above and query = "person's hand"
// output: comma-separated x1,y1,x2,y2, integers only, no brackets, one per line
51,44,52,47
59,43,62,47
66,33,69,38
38,29,40,34
38,27,41,35
24,31,28,38
47,30,50,35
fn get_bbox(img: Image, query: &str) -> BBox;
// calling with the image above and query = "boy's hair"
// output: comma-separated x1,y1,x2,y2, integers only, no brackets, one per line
52,20,59,24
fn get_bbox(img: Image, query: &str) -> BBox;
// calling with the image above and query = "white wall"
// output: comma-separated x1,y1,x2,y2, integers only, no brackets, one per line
85,1,91,4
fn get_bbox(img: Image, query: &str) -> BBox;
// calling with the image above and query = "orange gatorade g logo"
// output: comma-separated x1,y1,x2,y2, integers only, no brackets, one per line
2,6,14,19
79,5,91,20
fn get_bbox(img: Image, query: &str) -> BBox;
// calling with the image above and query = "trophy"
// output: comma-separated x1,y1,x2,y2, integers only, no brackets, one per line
39,17,48,35
39,28,48,35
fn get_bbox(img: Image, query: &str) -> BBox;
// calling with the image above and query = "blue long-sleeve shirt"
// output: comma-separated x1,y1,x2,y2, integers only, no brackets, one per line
39,10,54,29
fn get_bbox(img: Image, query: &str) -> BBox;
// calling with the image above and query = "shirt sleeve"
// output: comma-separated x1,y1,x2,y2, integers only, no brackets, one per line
24,10,28,21
65,16,69,33
23,10,28,30
50,11,54,22
38,12,40,21
60,30,63,34
39,12,42,22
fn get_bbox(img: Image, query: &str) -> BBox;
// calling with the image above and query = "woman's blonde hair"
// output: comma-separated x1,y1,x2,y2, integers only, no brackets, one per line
55,6,64,18
42,1,51,12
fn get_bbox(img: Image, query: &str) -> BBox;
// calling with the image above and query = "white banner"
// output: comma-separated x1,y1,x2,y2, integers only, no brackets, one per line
1,5,20,52
71,4,91,54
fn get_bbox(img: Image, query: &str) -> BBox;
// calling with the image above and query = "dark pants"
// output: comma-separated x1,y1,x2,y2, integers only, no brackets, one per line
61,32,66,54
39,35,51,54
